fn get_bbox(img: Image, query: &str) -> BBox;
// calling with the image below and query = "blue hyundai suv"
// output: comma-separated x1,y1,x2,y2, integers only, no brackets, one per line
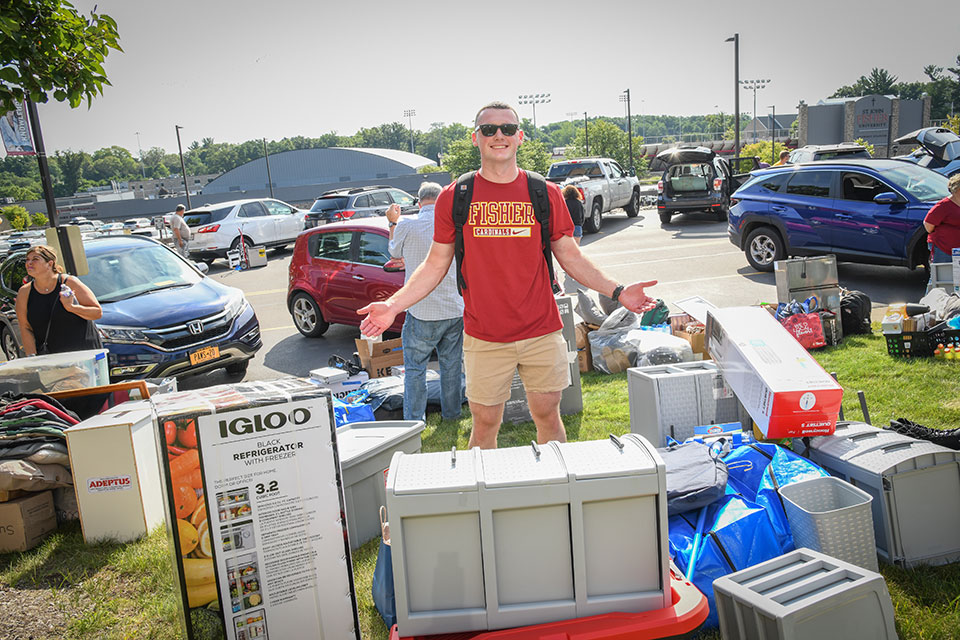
0,235,262,378
727,159,950,272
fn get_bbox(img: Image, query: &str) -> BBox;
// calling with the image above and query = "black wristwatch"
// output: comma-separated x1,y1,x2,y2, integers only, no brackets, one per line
611,284,625,302
388,221,397,227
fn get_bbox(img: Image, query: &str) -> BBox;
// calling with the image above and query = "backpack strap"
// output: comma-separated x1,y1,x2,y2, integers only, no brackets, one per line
525,170,556,290
452,171,476,294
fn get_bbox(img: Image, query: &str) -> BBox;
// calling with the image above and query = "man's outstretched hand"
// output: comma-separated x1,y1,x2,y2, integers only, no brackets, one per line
358,301,398,338
618,280,659,314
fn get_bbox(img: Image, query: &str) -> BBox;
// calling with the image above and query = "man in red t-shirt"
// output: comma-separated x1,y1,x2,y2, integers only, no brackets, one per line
924,173,960,264
359,101,658,448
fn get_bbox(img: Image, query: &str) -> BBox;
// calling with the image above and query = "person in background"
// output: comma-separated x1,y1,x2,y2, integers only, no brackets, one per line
15,245,102,356
169,204,191,258
359,100,658,449
562,184,584,246
386,182,464,422
923,173,960,269
774,150,790,166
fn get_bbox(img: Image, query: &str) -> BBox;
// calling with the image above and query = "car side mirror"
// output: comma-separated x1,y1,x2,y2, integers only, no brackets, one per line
383,257,404,273
194,261,210,274
873,191,903,204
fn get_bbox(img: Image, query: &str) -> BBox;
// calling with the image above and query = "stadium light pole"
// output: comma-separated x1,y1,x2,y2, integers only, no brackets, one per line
768,105,776,164
740,79,770,144
135,131,145,178
403,109,416,153
518,93,550,137
620,89,634,174
725,34,740,157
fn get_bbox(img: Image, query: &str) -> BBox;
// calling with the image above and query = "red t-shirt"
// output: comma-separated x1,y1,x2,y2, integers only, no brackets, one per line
924,197,960,255
434,170,573,342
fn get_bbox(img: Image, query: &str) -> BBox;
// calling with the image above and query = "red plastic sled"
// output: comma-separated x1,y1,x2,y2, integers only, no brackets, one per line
389,564,708,640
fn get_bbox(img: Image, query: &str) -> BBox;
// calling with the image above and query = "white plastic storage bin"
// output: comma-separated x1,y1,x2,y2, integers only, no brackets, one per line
713,548,897,640
385,435,669,637
0,348,109,395
802,421,960,567
627,361,748,446
779,476,878,572
336,420,424,550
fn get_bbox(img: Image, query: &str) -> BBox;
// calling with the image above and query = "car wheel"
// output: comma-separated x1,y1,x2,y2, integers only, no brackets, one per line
584,200,603,234
230,236,253,258
201,257,216,266
744,226,785,272
225,359,249,377
624,190,640,217
291,292,329,337
659,210,672,224
1,325,19,361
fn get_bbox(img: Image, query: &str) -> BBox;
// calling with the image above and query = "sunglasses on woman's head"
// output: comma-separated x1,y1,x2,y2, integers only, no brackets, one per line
475,123,519,137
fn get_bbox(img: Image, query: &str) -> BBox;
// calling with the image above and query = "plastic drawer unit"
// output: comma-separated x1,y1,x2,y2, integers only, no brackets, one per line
335,420,424,550
627,361,748,446
385,435,669,637
801,421,960,567
713,548,897,640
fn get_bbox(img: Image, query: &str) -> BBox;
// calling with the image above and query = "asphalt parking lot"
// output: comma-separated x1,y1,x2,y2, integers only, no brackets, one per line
179,206,928,388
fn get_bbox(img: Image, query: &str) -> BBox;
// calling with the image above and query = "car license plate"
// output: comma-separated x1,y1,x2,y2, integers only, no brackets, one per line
189,345,220,365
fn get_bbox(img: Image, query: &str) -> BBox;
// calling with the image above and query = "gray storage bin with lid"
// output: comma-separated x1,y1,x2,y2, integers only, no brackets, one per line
335,420,424,550
712,547,898,640
801,421,960,567
387,447,486,636
385,435,669,636
627,361,748,446
477,442,576,630
779,476,878,572
556,434,670,617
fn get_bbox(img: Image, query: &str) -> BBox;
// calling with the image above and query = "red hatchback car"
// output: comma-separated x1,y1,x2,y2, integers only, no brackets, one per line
287,218,405,337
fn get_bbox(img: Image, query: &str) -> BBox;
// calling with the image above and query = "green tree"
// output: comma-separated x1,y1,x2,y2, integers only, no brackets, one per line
565,120,644,172
52,149,89,196
852,137,876,157
517,139,552,175
440,136,480,177
740,140,789,165
1,204,30,230
0,0,122,111
30,211,46,226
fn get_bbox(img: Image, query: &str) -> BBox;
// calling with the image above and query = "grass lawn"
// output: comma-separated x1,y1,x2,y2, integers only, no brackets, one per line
1,330,958,639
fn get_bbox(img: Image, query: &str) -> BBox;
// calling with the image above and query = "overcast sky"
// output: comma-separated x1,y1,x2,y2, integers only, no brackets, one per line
15,0,959,156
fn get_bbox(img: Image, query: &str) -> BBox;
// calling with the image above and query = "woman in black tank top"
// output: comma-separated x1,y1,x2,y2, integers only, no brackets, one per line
15,245,102,356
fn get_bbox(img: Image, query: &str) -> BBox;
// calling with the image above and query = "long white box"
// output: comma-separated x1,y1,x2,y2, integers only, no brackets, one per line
66,400,165,543
386,435,668,636
706,307,842,438
336,420,424,550
309,366,369,400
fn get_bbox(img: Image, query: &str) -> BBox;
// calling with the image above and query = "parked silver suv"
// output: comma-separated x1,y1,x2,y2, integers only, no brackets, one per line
304,185,417,228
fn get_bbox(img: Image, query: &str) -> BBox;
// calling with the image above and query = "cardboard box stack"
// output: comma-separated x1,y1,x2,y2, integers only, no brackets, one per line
355,337,404,378
0,491,57,552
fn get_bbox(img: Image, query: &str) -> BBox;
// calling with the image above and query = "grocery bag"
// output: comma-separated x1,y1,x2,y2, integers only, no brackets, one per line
371,506,396,628
781,312,826,349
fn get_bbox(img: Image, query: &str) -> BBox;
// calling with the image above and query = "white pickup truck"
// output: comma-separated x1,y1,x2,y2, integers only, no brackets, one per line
546,157,642,233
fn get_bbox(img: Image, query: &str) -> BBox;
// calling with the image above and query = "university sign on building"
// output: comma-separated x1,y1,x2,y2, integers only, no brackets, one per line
853,95,892,147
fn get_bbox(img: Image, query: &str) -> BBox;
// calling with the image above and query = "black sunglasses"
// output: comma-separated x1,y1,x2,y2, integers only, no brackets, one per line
475,123,519,137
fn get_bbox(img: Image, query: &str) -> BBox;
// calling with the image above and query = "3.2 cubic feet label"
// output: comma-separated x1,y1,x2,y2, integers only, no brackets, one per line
87,475,132,492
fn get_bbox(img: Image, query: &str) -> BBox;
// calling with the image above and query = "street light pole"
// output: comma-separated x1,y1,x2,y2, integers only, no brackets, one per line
431,122,445,163
135,131,145,179
584,111,589,155
518,94,551,137
725,34,740,157
403,109,416,154
175,125,191,209
768,105,776,164
620,89,634,174
262,138,274,198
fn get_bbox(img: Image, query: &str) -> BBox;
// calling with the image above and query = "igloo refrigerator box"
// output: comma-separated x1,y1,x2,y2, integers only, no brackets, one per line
706,306,843,438
150,379,360,640
385,434,669,637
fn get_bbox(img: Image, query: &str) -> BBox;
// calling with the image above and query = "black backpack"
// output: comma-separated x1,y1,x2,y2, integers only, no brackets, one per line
450,170,554,295
840,289,872,335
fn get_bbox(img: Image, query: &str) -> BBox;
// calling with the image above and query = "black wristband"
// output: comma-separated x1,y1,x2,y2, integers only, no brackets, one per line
388,221,397,227
612,284,625,302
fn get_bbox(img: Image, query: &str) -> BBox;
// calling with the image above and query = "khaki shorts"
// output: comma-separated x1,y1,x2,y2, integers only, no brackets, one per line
463,331,570,406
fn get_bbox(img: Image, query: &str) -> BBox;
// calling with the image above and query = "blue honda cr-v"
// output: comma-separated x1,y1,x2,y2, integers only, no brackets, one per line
0,235,261,379
727,159,950,272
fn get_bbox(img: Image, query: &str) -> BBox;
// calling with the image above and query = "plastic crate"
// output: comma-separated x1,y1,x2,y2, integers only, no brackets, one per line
884,330,935,358
713,548,897,640
779,476,878,572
